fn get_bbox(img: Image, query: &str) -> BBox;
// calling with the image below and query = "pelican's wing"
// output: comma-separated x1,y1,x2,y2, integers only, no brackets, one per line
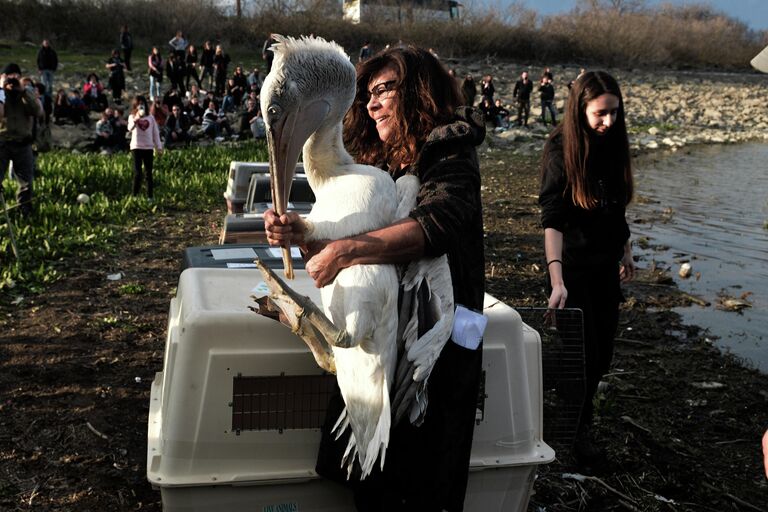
391,255,455,426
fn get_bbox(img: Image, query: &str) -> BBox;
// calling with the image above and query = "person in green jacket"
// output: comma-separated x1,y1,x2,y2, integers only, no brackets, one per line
0,63,44,217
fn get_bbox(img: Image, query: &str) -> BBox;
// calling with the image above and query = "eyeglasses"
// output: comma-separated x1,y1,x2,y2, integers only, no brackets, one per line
367,80,397,101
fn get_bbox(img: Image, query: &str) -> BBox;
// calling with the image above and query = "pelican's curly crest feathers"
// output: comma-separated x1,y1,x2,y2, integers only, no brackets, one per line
268,35,355,91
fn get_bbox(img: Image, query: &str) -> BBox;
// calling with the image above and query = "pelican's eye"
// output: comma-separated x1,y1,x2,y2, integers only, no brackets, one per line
266,104,283,122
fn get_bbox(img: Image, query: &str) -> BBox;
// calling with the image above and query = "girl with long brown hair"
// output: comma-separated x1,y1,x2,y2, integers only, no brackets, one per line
266,45,486,511
539,70,635,466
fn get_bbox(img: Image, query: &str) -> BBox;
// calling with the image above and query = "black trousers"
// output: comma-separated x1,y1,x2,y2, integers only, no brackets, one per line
122,48,132,71
317,340,483,512
562,263,622,429
516,99,531,126
131,149,154,197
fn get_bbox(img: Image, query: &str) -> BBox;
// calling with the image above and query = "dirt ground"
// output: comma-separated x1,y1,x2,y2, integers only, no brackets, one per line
1,149,767,511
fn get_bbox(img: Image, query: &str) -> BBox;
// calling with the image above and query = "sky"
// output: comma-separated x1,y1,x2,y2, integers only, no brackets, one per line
519,0,768,31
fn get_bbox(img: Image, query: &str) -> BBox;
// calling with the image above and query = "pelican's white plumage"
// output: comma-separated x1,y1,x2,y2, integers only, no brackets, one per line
261,35,454,479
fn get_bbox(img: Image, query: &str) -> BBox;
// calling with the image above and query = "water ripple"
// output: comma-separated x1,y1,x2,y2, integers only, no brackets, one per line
629,142,768,372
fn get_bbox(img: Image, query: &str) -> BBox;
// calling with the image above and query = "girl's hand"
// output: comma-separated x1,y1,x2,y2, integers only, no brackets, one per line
620,244,635,283
548,283,568,310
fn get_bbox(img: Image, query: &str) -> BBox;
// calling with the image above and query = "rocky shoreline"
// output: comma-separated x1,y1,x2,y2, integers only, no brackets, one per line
448,60,768,156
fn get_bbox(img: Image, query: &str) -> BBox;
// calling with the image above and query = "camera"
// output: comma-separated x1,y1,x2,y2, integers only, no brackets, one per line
3,77,20,90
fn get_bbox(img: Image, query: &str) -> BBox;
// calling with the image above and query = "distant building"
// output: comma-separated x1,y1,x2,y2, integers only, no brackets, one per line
209,0,457,23
211,0,341,17
343,0,456,24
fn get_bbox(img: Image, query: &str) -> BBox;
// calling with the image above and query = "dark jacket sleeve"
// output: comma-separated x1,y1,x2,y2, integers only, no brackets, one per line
409,155,481,258
539,140,568,232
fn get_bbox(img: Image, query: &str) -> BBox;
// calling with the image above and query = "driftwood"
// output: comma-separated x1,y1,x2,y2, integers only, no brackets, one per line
562,473,638,505
250,259,353,374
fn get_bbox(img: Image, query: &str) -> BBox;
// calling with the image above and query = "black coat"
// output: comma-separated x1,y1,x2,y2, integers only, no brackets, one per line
37,46,58,71
539,82,555,101
539,133,630,267
513,79,533,102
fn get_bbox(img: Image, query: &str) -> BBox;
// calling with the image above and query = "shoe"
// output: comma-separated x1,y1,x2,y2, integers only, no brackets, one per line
214,136,225,143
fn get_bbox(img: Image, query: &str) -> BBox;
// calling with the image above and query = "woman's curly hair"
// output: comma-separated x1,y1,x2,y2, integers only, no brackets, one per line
343,45,463,170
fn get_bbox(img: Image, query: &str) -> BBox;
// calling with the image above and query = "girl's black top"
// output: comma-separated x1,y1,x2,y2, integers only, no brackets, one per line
539,133,630,268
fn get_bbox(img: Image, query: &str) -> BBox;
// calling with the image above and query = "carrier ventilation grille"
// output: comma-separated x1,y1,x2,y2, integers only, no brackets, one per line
232,374,336,434
517,307,586,448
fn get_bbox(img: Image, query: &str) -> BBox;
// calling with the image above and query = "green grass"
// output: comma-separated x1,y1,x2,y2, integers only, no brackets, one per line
118,283,145,295
0,141,268,294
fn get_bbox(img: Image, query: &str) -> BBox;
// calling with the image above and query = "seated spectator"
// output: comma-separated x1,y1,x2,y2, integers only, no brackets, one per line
479,97,497,125
150,100,168,128
186,96,204,125
238,98,264,139
221,78,239,113
67,90,90,124
231,66,248,106
250,111,265,140
185,84,205,105
34,82,52,124
164,105,191,147
246,67,262,92
53,89,71,124
494,99,510,129
20,76,35,91
93,110,114,151
83,73,108,112
162,87,184,112
110,107,129,150
201,100,234,140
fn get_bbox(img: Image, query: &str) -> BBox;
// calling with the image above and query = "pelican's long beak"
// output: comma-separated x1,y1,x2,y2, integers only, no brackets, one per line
267,99,331,279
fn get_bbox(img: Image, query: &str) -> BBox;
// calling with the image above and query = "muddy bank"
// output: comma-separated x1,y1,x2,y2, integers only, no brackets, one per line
1,147,767,510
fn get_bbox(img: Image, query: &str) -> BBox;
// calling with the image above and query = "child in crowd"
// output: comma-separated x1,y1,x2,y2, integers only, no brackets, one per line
127,95,163,198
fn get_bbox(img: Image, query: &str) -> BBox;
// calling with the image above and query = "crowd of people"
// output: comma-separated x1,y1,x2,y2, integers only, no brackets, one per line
33,30,269,157
457,65,581,132
0,31,275,212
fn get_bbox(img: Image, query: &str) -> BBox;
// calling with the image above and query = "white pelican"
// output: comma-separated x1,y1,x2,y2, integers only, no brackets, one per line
260,35,454,479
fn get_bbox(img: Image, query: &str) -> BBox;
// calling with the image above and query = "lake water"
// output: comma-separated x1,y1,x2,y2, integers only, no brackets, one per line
629,142,768,373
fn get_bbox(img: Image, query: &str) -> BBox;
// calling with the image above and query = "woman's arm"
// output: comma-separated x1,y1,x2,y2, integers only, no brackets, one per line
264,210,425,288
304,218,424,287
544,227,567,309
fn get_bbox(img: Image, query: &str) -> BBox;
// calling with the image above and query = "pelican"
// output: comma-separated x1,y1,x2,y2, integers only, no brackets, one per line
260,35,454,479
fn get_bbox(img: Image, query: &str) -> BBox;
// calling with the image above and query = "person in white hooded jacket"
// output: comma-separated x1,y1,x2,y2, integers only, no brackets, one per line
127,95,162,198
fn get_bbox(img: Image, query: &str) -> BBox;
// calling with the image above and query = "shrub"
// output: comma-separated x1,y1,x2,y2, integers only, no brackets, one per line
0,0,763,69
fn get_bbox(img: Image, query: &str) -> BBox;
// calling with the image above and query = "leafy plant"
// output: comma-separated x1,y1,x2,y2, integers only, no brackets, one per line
118,283,145,295
0,141,267,294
